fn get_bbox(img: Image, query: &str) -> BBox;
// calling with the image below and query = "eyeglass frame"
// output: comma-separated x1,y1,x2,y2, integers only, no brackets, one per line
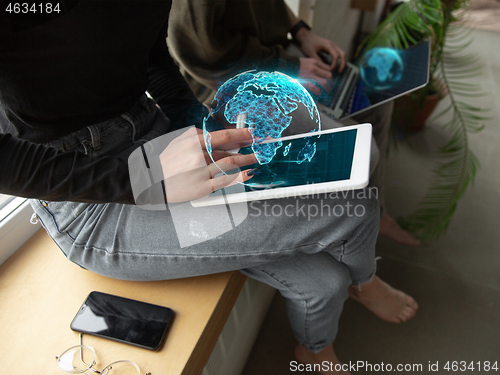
55,333,151,375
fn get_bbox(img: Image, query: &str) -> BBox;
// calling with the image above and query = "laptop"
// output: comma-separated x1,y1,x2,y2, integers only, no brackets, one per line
313,40,430,119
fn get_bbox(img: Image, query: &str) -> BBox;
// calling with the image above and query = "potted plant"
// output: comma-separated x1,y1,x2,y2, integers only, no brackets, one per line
359,0,489,240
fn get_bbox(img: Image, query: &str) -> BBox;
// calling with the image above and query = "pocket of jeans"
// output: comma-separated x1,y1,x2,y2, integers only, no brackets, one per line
44,201,91,233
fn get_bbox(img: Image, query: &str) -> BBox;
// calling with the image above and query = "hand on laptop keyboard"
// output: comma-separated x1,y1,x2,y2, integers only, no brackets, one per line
298,57,333,96
318,51,346,73
306,60,355,110
294,29,346,72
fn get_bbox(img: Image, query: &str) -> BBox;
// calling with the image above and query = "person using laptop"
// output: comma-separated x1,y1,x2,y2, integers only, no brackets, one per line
167,0,421,247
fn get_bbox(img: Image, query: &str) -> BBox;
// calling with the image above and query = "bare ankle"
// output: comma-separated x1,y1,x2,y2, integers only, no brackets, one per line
350,275,378,294
294,344,351,374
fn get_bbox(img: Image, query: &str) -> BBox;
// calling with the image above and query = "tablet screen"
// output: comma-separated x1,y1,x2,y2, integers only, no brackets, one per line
238,128,357,191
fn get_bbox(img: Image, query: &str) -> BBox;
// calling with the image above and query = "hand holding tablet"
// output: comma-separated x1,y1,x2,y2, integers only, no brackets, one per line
157,127,258,203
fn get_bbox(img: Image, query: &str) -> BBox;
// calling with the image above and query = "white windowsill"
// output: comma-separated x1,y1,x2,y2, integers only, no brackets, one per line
0,197,41,265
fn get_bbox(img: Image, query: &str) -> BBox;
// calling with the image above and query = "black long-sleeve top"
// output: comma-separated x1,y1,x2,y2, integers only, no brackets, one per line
0,0,203,204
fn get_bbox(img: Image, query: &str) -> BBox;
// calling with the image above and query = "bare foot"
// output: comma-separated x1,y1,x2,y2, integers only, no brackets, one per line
379,213,420,246
294,344,351,375
349,275,418,323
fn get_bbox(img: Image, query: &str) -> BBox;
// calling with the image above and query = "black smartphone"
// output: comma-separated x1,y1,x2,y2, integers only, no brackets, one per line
70,291,174,350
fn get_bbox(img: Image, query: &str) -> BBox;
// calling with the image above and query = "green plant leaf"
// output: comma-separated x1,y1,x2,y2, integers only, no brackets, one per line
364,0,488,240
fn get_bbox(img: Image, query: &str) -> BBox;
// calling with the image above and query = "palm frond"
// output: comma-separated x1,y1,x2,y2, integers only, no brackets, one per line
361,0,488,240
399,23,488,240
360,0,443,53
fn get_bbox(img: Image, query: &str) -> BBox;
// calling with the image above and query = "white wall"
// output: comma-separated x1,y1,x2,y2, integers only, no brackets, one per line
312,0,361,59
284,0,300,16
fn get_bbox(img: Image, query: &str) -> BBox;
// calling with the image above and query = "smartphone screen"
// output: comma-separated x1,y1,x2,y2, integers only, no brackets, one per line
70,291,174,350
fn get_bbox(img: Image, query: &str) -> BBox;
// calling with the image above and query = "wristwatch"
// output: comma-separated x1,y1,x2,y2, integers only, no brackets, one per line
290,20,311,41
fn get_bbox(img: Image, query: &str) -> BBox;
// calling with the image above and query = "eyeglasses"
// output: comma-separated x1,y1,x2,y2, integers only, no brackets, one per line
56,334,151,375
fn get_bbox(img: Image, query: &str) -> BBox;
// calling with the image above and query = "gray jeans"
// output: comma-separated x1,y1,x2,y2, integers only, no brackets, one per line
31,95,379,353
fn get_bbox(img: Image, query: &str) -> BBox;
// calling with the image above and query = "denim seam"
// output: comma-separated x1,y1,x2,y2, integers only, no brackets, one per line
98,120,129,137
41,207,348,260
40,205,333,256
49,121,127,152
40,203,95,241
31,200,76,259
60,242,326,258
339,240,346,263
61,137,91,152
120,114,137,142
87,125,101,150
351,263,377,286
38,204,331,258
36,206,332,257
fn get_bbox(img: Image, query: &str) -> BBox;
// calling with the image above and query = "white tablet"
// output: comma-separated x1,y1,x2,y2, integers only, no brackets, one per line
191,123,372,207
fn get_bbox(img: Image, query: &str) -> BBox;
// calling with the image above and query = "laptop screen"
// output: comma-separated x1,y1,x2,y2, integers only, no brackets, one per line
347,41,430,117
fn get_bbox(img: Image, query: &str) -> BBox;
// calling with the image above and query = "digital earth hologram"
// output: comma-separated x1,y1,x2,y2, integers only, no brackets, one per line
360,47,404,90
203,70,322,187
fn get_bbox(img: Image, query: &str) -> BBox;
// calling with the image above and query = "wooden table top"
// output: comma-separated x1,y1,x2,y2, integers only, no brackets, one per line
0,229,247,375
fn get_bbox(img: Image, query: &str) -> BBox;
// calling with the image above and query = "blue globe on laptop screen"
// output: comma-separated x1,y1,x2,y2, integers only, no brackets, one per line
360,47,404,90
203,71,321,186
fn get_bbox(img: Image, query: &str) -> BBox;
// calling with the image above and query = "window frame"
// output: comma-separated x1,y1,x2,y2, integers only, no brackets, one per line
0,194,14,210
0,196,41,265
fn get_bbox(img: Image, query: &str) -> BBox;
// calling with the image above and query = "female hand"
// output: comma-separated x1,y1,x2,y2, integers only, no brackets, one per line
160,127,257,202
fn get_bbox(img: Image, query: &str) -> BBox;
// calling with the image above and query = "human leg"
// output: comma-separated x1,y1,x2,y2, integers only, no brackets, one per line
241,252,352,353
241,252,353,375
341,101,393,214
31,94,380,282
32,189,380,282
344,102,420,246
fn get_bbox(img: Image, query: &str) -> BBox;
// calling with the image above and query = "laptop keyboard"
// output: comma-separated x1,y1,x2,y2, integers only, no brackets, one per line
313,65,355,108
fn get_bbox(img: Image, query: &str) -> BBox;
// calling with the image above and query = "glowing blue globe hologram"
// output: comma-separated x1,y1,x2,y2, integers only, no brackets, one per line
203,70,321,187
283,143,291,156
296,139,317,164
360,48,404,90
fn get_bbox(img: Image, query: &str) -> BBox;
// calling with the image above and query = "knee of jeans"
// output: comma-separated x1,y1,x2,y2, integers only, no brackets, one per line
308,268,351,311
350,188,380,219
360,193,380,229
342,191,379,245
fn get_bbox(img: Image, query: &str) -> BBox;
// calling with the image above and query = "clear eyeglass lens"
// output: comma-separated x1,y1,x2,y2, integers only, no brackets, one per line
56,345,96,374
101,360,141,375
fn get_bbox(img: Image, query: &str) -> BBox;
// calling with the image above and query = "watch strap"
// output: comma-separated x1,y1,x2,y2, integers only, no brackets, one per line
290,20,311,41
